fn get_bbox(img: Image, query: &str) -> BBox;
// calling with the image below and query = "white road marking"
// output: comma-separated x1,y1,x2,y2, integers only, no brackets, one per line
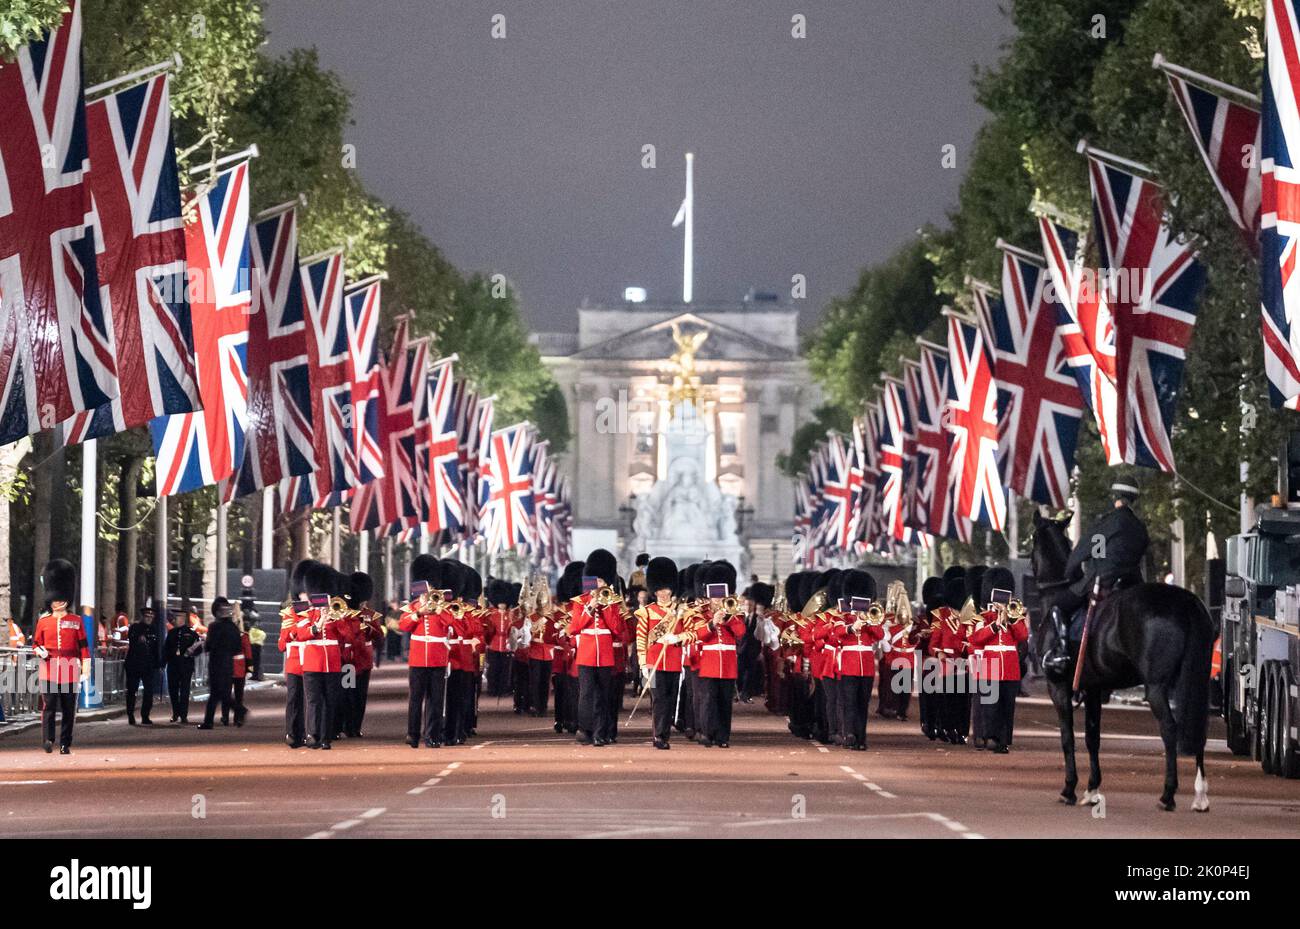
817,746,830,753
423,777,442,786
360,808,386,819
0,780,53,785
331,819,362,831
306,831,332,839
470,741,495,750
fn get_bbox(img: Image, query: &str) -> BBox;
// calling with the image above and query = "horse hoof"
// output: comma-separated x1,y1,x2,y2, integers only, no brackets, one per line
1082,789,1101,806
1158,799,1175,812
1192,799,1209,812
1058,792,1077,806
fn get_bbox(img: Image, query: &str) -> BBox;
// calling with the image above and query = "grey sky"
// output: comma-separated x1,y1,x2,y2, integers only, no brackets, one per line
264,1,1012,332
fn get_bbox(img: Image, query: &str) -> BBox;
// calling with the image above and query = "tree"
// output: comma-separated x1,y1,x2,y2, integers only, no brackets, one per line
0,0,67,59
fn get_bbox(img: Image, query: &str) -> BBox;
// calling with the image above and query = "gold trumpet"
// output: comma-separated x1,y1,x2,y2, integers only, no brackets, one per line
861,603,887,625
592,585,622,608
446,599,467,620
1006,598,1027,620
719,595,742,616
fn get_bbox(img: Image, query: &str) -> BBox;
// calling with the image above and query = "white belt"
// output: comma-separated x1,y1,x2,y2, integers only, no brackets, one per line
702,644,735,652
983,644,1016,652
305,639,338,647
840,644,872,652
412,635,448,644
581,628,611,636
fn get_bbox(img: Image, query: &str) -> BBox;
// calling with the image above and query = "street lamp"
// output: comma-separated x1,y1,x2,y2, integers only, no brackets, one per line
618,494,638,535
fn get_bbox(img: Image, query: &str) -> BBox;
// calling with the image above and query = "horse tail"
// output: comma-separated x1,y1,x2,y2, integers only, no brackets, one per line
1175,594,1215,756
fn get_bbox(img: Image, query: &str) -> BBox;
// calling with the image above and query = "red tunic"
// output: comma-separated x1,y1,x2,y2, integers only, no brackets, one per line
828,612,884,677
638,602,685,673
450,608,483,672
695,612,747,679
882,618,916,670
567,594,626,668
966,614,1028,681
342,608,383,674
33,612,89,684
485,608,513,653
399,607,462,668
232,632,253,680
296,609,356,674
527,610,558,662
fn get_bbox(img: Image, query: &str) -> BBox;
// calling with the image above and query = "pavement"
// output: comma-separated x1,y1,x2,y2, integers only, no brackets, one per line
0,664,1295,839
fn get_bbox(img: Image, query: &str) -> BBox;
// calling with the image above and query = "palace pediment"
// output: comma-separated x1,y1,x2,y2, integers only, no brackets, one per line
569,312,797,363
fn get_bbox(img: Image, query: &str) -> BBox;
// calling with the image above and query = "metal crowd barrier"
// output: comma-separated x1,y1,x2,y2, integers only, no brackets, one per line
0,646,39,723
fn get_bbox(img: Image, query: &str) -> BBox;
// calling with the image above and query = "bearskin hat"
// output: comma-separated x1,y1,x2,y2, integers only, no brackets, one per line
584,548,619,586
702,560,738,597
943,576,968,610
681,564,700,599
303,562,336,597
920,576,944,612
461,565,483,602
646,556,678,594
820,568,845,607
437,559,465,599
840,568,877,604
795,572,821,612
485,578,507,607
42,558,76,608
346,572,374,609
980,566,1016,607
785,572,807,612
507,582,522,608
291,559,321,599
942,565,966,584
966,565,988,605
557,561,585,601
749,582,775,609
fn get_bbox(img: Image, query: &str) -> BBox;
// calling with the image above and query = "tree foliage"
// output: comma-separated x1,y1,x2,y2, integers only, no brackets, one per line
0,0,67,59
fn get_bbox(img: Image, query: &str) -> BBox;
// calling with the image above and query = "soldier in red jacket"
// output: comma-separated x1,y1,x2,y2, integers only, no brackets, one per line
32,560,87,754
634,557,686,750
551,563,583,733
444,562,484,745
483,580,515,698
933,572,971,745
914,577,944,740
878,589,916,723
566,549,627,746
830,570,885,751
401,554,459,747
525,582,559,717
279,560,317,748
296,565,357,750
694,561,747,748
968,567,1028,754
339,571,383,738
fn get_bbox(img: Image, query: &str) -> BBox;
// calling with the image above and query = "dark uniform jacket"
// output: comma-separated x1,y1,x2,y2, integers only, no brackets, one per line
164,625,202,670
1064,503,1149,598
203,617,243,677
123,622,159,672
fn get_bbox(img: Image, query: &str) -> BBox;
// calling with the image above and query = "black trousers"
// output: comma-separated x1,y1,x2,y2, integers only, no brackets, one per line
486,651,512,696
980,678,1018,747
839,674,873,747
942,670,971,737
303,671,342,745
675,668,696,732
344,669,371,736
125,667,153,722
812,678,832,741
577,665,612,739
879,664,911,718
166,662,193,721
699,677,736,743
40,684,77,747
603,672,623,741
512,659,529,711
408,666,447,743
232,678,246,723
651,669,680,742
250,644,263,679
284,672,305,744
528,659,551,715
203,667,233,726
445,669,474,742
788,673,813,737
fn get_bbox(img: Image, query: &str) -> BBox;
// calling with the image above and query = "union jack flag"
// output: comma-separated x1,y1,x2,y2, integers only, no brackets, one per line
1159,57,1260,254
1085,153,1205,471
877,376,913,543
529,437,551,564
1039,217,1106,421
945,311,1005,531
911,341,968,542
424,356,463,538
1,2,118,446
345,279,384,485
64,72,196,443
479,423,535,553
792,475,812,567
819,431,862,553
984,243,1086,508
468,393,494,538
376,319,425,530
150,162,251,495
1262,0,1300,408
851,412,878,548
225,205,311,499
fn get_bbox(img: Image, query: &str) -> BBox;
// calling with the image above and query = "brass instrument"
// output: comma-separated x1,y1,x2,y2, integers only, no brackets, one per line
592,585,622,608
862,603,887,625
772,579,788,613
719,595,742,616
446,599,467,620
801,587,828,619
1006,598,1027,621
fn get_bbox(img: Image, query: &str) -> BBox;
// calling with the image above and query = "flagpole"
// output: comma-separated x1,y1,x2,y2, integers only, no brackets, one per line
358,529,369,576
260,487,274,570
331,509,342,568
1151,52,1261,107
683,152,694,303
383,534,395,603
79,439,97,619
155,494,169,613
216,502,229,597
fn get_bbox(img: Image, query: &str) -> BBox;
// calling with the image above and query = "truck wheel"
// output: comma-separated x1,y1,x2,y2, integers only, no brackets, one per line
1281,665,1300,780
1261,663,1277,775
1224,656,1250,756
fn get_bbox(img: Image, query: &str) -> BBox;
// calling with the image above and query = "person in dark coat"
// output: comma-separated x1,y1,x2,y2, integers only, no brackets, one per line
198,597,243,729
163,610,201,723
123,605,159,725
1061,482,1150,629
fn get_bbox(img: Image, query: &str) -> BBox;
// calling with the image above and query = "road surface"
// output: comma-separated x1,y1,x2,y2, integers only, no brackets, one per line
1,665,1295,839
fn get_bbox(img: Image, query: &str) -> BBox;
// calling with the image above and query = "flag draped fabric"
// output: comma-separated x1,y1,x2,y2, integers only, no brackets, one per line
479,423,535,553
0,2,118,446
945,311,1004,531
984,244,1086,507
1262,0,1300,408
819,431,862,553
64,72,195,443
150,162,251,495
227,206,311,499
877,376,913,543
424,356,464,538
345,280,384,486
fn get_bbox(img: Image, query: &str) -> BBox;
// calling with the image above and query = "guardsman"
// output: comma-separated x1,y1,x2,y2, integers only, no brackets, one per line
693,561,747,748
164,608,201,724
830,570,884,751
443,561,478,745
914,577,943,739
123,604,159,726
674,564,701,740
230,609,253,727
198,596,243,730
932,571,971,744
799,571,834,744
551,563,584,733
32,560,87,754
296,565,356,750
878,582,916,722
635,557,687,750
279,560,316,748
967,566,1028,754
483,579,514,698
567,548,627,746
341,571,383,738
400,554,457,748
526,579,558,717
777,572,814,740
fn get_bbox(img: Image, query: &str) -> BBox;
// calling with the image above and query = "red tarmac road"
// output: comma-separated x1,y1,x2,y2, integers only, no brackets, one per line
0,665,1296,839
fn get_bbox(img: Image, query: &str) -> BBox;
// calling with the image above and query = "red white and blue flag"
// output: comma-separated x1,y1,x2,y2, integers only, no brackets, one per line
819,430,862,553
226,205,311,499
1084,153,1205,471
913,340,970,543
150,162,251,495
877,377,913,543
64,72,196,443
344,279,384,486
1262,0,1300,408
424,356,463,538
479,423,536,553
945,310,1005,531
1,2,118,445
985,242,1086,508
851,412,878,549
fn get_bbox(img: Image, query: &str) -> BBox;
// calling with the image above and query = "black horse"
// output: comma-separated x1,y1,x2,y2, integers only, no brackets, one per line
1029,511,1214,812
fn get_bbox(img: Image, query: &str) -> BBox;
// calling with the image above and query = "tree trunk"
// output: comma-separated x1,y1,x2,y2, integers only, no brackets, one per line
116,454,144,615
0,436,32,621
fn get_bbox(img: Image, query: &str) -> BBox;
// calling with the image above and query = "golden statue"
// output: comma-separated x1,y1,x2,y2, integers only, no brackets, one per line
667,322,708,409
